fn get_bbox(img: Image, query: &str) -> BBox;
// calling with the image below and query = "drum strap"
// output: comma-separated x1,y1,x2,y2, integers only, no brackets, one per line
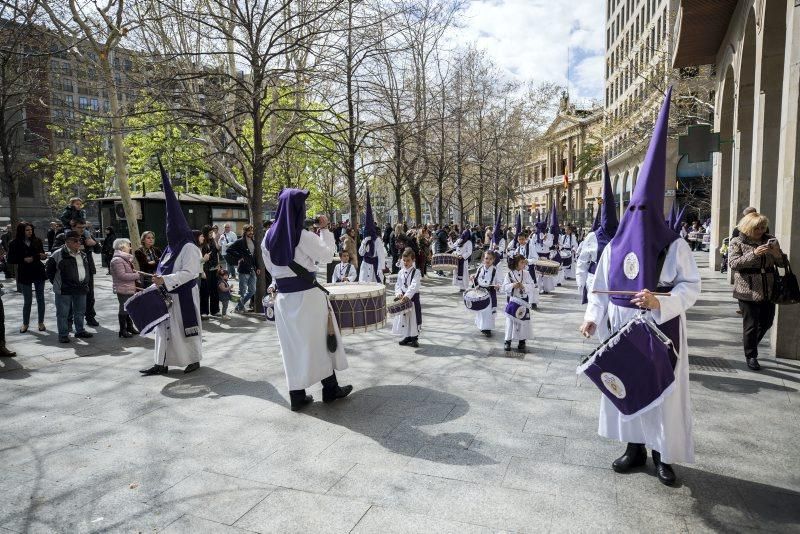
287,261,337,352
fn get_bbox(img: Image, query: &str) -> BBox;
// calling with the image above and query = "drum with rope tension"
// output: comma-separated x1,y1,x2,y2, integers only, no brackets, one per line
534,259,561,276
432,253,459,271
463,287,491,311
322,282,386,334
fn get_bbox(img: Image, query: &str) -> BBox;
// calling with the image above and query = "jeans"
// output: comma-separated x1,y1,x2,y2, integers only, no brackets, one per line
236,272,256,310
55,293,86,337
738,299,776,359
21,279,46,325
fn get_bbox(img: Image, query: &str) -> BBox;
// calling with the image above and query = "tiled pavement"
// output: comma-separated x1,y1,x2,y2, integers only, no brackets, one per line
0,254,798,533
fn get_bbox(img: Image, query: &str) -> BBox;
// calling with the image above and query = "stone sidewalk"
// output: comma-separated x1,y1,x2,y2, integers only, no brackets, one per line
0,254,798,533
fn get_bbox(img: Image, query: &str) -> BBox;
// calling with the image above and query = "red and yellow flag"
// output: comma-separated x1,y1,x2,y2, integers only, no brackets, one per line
563,169,570,189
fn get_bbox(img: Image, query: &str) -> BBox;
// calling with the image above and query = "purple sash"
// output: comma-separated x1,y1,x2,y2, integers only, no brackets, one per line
581,263,599,305
275,276,315,293
457,256,466,282
156,245,199,337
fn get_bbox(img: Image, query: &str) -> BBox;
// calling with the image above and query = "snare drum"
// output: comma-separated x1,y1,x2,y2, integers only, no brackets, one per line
432,253,459,271
124,284,171,335
387,298,413,317
558,249,573,267
534,259,561,276
504,296,530,321
262,294,275,322
323,282,387,334
464,287,491,311
577,314,677,420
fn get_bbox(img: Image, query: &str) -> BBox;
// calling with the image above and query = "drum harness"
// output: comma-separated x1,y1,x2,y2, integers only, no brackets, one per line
287,260,338,353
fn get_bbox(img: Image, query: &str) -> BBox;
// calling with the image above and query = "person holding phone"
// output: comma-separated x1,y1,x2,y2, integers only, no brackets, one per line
728,211,786,370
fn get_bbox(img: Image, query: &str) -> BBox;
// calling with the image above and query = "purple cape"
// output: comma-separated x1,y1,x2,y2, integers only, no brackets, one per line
264,188,308,267
492,213,503,245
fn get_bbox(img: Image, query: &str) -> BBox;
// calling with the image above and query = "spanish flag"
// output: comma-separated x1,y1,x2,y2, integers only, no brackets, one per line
563,169,570,189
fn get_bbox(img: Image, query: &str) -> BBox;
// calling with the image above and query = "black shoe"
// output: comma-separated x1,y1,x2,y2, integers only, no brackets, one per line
408,337,419,348
289,390,313,411
140,365,168,376
611,443,647,473
531,303,538,309
119,314,133,338
184,362,200,374
119,330,133,338
0,345,16,357
504,341,512,352
747,357,761,371
398,337,411,346
517,341,526,353
481,330,492,337
652,450,676,486
59,336,71,343
126,316,139,335
323,384,353,403
86,317,100,327
74,331,93,339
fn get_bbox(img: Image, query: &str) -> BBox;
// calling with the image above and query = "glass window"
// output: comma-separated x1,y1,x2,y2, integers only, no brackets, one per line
79,96,89,110
90,98,99,111
65,95,73,107
124,59,132,71
103,100,110,112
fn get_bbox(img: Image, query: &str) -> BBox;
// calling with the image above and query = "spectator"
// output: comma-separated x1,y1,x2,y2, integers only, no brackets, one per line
332,221,344,252
53,218,101,326
0,224,13,280
46,231,93,343
7,222,47,333
199,225,221,318
731,206,758,239
226,225,259,313
435,225,449,254
382,223,393,254
59,197,86,230
109,238,140,338
217,223,238,278
134,231,162,286
416,227,431,277
101,226,116,273
217,269,232,320
0,281,14,357
341,227,359,270
728,212,786,371
46,221,59,252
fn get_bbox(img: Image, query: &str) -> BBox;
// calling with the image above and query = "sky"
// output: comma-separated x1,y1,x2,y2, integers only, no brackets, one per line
450,0,606,105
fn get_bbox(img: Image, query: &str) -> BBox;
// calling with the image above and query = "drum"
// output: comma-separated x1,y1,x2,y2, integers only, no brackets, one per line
534,259,561,276
262,294,275,322
387,298,413,317
576,314,678,420
558,249,573,267
464,287,491,311
323,282,386,334
504,296,530,321
702,233,711,245
688,231,700,242
124,284,172,335
432,253,459,271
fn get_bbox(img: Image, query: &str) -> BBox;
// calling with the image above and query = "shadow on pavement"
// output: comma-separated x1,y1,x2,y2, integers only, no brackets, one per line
691,372,797,395
0,357,29,378
159,367,286,406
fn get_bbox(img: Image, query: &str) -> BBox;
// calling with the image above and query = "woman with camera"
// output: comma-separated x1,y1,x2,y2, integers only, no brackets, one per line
728,211,786,371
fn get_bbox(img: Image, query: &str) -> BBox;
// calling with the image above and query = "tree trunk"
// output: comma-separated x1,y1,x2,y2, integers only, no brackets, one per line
346,0,358,226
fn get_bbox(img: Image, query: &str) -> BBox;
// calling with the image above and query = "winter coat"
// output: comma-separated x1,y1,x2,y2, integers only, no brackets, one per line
45,246,91,295
110,250,139,296
728,234,787,302
7,238,46,284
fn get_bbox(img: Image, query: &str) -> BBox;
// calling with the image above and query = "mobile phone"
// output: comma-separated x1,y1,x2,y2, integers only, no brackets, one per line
767,238,777,246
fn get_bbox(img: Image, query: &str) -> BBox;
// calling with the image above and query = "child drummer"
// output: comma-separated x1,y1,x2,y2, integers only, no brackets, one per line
392,247,422,347
501,254,536,353
470,250,500,337
514,232,540,308
332,250,357,283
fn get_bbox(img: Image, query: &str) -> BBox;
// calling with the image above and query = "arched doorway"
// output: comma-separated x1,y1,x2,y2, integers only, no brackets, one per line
752,1,787,218
734,9,757,216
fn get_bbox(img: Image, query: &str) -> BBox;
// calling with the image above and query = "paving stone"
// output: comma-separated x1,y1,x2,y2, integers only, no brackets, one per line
163,514,258,534
350,505,492,534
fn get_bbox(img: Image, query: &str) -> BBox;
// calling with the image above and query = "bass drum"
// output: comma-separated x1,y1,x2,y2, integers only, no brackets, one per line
323,282,387,334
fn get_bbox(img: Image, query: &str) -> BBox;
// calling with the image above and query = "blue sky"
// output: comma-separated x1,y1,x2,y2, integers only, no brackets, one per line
451,0,606,104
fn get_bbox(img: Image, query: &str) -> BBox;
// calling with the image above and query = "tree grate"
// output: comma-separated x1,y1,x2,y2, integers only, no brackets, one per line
689,355,737,373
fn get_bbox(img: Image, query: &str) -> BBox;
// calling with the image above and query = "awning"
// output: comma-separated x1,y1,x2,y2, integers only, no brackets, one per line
672,0,738,68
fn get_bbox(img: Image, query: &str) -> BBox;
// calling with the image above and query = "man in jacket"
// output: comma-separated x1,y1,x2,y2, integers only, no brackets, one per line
46,231,93,343
226,225,261,312
53,218,101,326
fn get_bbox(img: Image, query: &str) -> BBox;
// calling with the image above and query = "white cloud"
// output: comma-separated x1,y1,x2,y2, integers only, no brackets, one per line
447,0,605,102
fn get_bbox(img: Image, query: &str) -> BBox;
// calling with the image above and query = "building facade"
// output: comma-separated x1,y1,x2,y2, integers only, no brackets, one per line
516,95,603,228
673,0,800,359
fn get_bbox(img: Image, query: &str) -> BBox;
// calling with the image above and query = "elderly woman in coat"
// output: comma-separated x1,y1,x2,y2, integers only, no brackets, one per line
109,238,140,338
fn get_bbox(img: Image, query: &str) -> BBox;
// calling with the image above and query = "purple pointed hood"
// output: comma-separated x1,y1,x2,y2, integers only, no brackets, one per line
549,200,560,240
156,156,194,275
608,88,679,307
459,229,471,243
590,207,602,233
492,213,503,244
672,205,687,232
594,161,618,261
263,188,308,267
364,188,378,242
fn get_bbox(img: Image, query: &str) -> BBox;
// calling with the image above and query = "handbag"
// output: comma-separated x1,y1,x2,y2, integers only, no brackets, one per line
772,256,800,305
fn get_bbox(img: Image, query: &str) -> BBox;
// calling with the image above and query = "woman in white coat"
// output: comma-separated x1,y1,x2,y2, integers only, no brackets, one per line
262,188,353,411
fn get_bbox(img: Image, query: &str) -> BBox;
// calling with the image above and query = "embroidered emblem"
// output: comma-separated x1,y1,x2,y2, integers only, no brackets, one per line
601,372,627,399
623,252,640,280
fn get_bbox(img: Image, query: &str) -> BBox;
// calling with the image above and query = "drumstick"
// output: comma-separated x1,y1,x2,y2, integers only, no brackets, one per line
592,290,672,296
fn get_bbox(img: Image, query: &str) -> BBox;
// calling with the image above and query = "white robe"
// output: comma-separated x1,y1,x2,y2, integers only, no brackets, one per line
332,262,357,283
452,240,473,290
532,234,557,293
576,232,598,307
358,236,387,283
152,244,203,367
559,234,578,280
513,242,540,304
263,229,348,390
392,265,420,337
501,269,535,342
584,238,700,464
489,239,508,291
470,264,498,331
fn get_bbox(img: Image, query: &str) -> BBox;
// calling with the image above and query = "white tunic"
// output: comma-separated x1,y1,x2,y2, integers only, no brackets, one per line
392,265,420,337
501,269,535,342
559,234,578,280
471,264,498,330
263,229,348,390
513,242,540,304
452,239,473,290
531,234,557,293
584,238,700,464
490,238,508,291
332,262,357,283
358,236,387,283
576,232,598,306
152,244,203,367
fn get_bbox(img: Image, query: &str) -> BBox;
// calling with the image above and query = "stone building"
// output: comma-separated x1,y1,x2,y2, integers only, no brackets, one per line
673,0,800,359
516,94,603,228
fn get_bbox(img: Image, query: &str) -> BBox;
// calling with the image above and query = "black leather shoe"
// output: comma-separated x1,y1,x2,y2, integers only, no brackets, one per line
481,330,492,337
517,341,526,353
86,317,100,327
290,390,313,411
408,337,419,348
59,336,70,343
504,341,512,352
398,337,411,346
323,384,353,403
75,331,93,339
126,317,139,335
612,443,647,473
652,450,676,486
140,365,168,376
0,345,16,357
184,362,200,374
531,303,538,309
747,357,761,371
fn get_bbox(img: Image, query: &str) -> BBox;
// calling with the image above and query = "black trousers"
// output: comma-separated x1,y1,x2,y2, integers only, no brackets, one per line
0,297,6,345
85,276,96,319
200,271,220,316
738,299,775,359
